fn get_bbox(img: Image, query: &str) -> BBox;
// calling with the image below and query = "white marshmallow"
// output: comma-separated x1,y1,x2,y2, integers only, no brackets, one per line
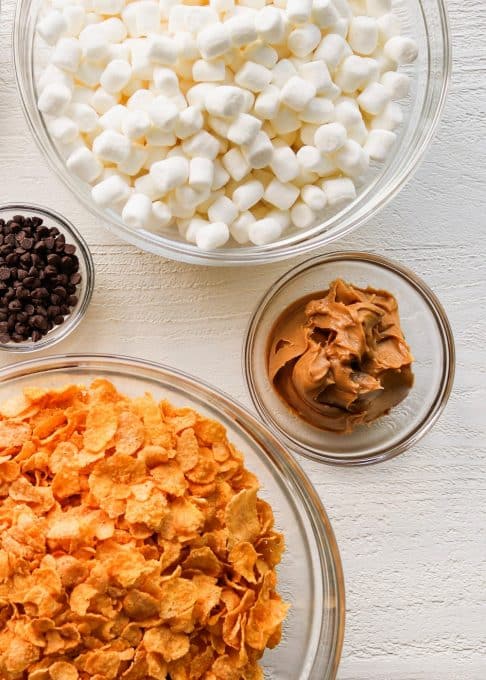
300,123,318,145
98,18,127,43
290,201,315,229
348,16,378,55
150,156,189,193
38,10,68,45
333,139,369,177
169,193,195,218
210,0,235,13
233,179,264,210
193,59,226,83
315,34,351,70
377,13,400,42
146,128,176,145
357,82,389,115
175,107,204,140
189,157,214,192
173,32,200,61
296,144,321,171
366,0,391,17
264,179,299,210
147,36,178,65
208,116,230,138
76,61,104,87
152,201,173,227
227,114,262,145
242,131,274,168
225,15,258,47
299,97,334,124
92,175,130,207
205,86,247,118
127,89,154,112
314,122,347,152
80,28,110,63
69,103,99,132
52,38,82,72
364,129,396,161
181,217,208,243
196,222,229,250
332,0,353,18
297,60,333,96
255,7,285,44
122,110,151,139
286,0,312,24
122,193,152,228
169,6,218,35
280,76,316,112
335,55,373,93
100,59,132,94
322,176,356,205
270,59,297,89
91,87,119,114
128,39,153,80
301,184,327,211
131,1,160,37
197,23,231,60
99,104,127,132
93,129,131,163
118,145,148,175
334,98,362,127
153,67,180,95
235,62,272,93
243,44,279,69
134,174,160,201
212,160,231,190
254,85,280,119
148,95,179,131
67,146,103,182
38,83,72,115
230,212,254,244
37,64,73,93
266,208,291,231
370,101,403,130
312,0,340,29
93,0,126,15
380,71,410,100
222,147,250,181
249,218,282,245
384,36,418,65
288,24,321,58
270,146,299,182
238,0,265,8
208,196,238,224
182,130,220,160
272,108,300,135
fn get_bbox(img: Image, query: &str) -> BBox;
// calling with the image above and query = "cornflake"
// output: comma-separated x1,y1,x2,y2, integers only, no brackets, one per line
0,381,288,679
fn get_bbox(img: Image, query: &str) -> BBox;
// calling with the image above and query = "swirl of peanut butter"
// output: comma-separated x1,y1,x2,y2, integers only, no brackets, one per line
268,279,414,434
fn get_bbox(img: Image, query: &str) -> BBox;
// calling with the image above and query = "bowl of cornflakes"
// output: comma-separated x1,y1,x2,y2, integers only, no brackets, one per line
0,354,344,680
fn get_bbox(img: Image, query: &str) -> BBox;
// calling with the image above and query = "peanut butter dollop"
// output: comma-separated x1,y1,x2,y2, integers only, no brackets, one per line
268,279,414,434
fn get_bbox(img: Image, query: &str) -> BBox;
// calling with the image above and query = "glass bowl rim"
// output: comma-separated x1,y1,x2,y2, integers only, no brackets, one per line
0,352,346,679
243,250,456,466
13,0,452,266
0,203,95,354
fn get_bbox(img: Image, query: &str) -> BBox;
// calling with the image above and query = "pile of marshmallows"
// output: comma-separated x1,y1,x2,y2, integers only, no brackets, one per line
37,0,418,250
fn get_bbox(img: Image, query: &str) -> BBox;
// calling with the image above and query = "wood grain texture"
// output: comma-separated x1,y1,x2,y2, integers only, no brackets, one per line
0,0,485,677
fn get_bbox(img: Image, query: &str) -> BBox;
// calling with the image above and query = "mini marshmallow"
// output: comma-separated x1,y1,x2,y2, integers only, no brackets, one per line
222,147,251,181
150,156,189,193
230,212,254,244
300,123,318,145
93,129,131,163
235,62,272,93
272,108,300,135
212,160,231,189
254,85,280,119
99,105,128,132
266,208,291,231
37,64,73,92
118,145,148,175
182,130,220,160
290,201,315,229
299,97,334,124
370,101,403,130
227,114,262,145
280,76,316,112
52,38,82,72
193,60,226,83
288,24,321,58
255,7,285,44
93,0,126,15
377,13,400,42
76,61,104,87
168,193,195,218
314,122,347,152
312,0,340,29
226,15,258,47
67,146,103,182
195,222,229,250
363,129,396,161
205,86,247,118
175,106,204,140
38,83,72,115
100,59,132,94
152,200,173,227
197,23,231,60
37,10,68,45
208,116,230,137
384,36,418,65
122,110,151,140
335,55,373,93
380,71,410,100
334,98,363,127
249,218,282,245
134,174,160,201
69,103,99,132
208,196,238,224
127,89,154,112
122,192,152,228
270,59,298,88
243,131,274,169
173,31,200,61
314,34,351,70
148,95,179,131
146,128,176,145
301,184,327,211
286,0,312,24
348,16,378,55
180,217,208,243
92,174,130,207
264,179,299,210
91,87,119,114
270,146,299,182
146,36,178,67
210,0,235,12
169,5,218,34
366,0,391,17
238,0,265,8
189,157,215,192
331,17,350,39
322,176,356,205
233,179,264,210
296,145,321,171
152,68,180,96
298,60,333,96
333,139,369,177
357,82,389,115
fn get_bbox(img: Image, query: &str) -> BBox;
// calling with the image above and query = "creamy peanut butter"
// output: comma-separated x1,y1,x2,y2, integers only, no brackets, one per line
268,279,414,434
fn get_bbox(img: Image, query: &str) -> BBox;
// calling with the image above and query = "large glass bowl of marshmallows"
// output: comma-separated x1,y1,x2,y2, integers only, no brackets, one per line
15,0,450,265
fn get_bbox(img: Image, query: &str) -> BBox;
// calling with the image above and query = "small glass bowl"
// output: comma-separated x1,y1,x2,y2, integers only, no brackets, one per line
0,204,94,353
244,252,455,465
0,354,345,678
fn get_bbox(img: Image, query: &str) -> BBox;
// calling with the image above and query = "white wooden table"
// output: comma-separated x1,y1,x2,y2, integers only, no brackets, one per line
1,1,485,677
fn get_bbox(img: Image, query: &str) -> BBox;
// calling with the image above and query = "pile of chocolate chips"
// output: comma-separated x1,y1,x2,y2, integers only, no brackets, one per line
0,214,81,344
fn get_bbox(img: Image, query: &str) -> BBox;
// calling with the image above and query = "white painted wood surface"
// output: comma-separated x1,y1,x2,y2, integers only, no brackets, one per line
0,0,485,677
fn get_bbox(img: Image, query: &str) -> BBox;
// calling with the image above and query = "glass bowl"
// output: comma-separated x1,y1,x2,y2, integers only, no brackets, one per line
14,0,450,266
0,204,94,353
0,353,345,679
244,252,455,465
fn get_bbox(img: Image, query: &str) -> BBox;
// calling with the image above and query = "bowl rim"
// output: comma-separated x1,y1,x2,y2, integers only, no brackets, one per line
0,352,346,679
13,0,452,266
0,203,95,353
243,250,456,466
